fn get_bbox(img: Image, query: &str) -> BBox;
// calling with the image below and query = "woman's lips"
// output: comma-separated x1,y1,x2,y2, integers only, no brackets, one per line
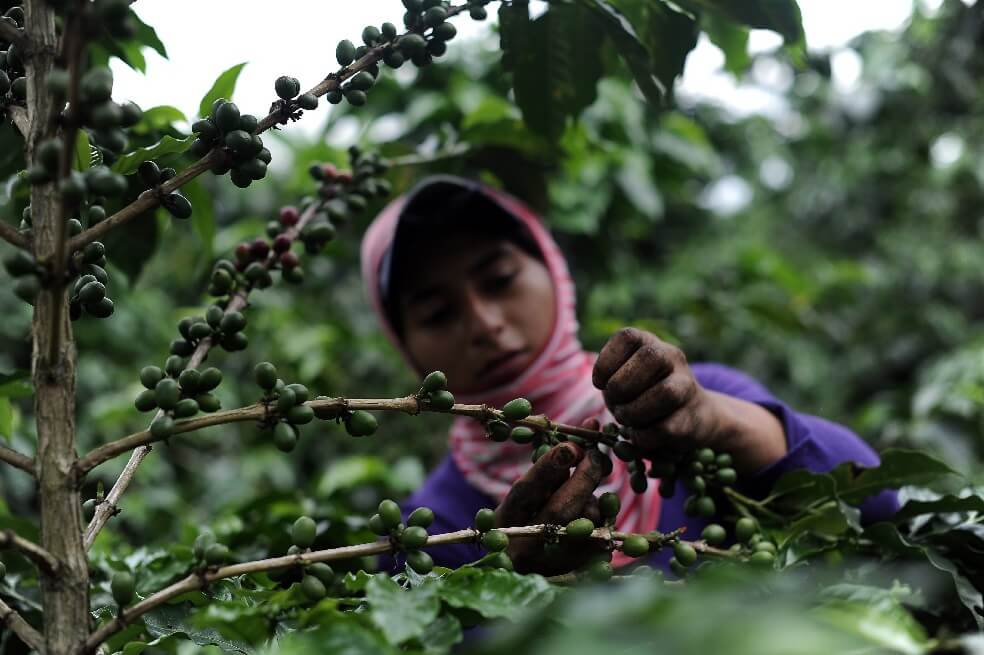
480,350,529,386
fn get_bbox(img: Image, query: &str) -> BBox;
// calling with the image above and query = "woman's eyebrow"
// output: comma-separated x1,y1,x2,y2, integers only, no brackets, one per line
468,245,510,274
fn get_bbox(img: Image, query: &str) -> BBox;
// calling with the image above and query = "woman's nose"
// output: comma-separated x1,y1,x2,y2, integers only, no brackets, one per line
463,289,505,343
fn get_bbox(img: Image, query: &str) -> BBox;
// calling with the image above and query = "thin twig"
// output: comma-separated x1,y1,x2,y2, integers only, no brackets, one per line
0,597,44,653
0,444,35,477
82,199,322,549
0,529,60,575
0,219,30,249
384,143,472,168
6,105,30,139
76,395,618,475
83,522,703,651
722,487,784,522
66,3,472,254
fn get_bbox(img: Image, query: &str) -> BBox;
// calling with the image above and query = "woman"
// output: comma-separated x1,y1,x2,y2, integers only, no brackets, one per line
360,175,897,574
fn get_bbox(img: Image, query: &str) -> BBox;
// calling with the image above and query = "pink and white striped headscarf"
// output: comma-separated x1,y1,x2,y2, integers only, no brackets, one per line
361,176,661,566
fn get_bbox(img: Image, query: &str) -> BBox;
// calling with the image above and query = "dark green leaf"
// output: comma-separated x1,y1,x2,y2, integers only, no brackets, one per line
182,178,215,260
0,398,12,443
678,0,804,43
499,3,604,142
111,135,195,175
198,63,248,119
895,493,984,521
702,12,751,75
840,449,959,504
579,0,666,106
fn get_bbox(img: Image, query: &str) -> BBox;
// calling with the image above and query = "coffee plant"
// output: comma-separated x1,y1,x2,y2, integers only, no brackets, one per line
0,0,982,654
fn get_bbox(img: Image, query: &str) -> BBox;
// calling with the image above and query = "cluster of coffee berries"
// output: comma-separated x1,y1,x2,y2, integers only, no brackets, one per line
193,530,231,567
398,0,461,67
261,206,308,283
68,241,115,319
110,569,134,608
484,397,561,460
191,99,270,188
473,508,511,569
136,160,192,219
0,6,26,106
253,362,315,452
418,370,455,411
369,501,435,574
331,27,389,106
3,248,42,305
283,515,336,601
134,363,223,437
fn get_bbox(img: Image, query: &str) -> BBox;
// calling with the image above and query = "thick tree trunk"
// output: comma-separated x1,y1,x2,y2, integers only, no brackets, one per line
26,3,91,653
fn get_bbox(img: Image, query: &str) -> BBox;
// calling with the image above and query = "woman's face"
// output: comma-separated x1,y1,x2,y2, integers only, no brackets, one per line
396,230,556,394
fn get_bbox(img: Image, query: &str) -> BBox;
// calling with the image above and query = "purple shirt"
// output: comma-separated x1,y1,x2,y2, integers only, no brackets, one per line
388,363,898,571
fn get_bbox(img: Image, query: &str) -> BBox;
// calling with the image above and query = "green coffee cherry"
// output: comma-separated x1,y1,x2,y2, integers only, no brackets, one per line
287,404,314,425
300,574,327,601
178,369,200,393
502,397,532,421
400,526,428,550
308,562,335,586
749,550,775,568
154,378,180,410
193,531,215,560
276,388,297,413
475,508,496,533
432,21,456,41
336,39,356,66
565,518,594,540
165,354,186,376
672,542,697,566
173,398,199,419
583,560,613,582
716,467,737,485
214,101,241,133
487,420,510,442
164,193,193,220
599,492,621,519
630,471,648,493
292,516,317,548
696,496,715,517
297,93,318,110
378,499,402,530
716,453,733,468
274,75,300,100
368,513,388,536
204,543,229,565
531,443,550,463
481,529,508,552
753,541,777,554
510,426,535,444
196,367,221,392
273,422,298,452
407,507,434,528
406,550,434,574
344,89,367,106
422,370,447,392
400,33,427,54
428,390,455,411
344,410,377,437
133,389,157,413
735,517,758,543
696,448,715,465
195,393,221,413
150,416,174,439
701,524,727,546
348,71,375,91
621,534,650,558
423,5,448,27
254,362,278,390
110,571,134,606
82,498,97,522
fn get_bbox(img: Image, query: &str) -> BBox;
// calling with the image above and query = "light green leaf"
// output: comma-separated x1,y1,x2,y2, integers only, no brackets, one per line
439,568,557,621
198,63,248,119
74,130,92,171
366,574,440,645
111,135,195,175
814,598,930,655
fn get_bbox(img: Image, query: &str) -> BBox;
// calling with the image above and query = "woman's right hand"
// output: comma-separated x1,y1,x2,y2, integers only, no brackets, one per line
494,433,609,575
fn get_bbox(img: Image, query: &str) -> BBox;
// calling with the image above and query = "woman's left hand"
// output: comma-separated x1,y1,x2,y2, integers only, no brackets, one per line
591,327,718,457
592,327,788,472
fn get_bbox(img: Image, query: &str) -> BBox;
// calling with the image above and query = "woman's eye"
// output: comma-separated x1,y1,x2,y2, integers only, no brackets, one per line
421,307,454,327
485,272,516,292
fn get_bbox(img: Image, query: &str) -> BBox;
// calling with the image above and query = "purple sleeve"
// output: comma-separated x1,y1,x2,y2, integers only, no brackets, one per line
690,362,899,522
379,456,496,572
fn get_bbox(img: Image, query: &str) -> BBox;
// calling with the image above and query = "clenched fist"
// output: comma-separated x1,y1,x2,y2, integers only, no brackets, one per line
592,328,787,473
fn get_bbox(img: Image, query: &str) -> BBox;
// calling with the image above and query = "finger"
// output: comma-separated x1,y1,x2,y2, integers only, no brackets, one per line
583,494,602,526
580,417,600,431
609,372,697,427
592,328,647,390
603,342,676,405
496,443,583,527
535,449,607,525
